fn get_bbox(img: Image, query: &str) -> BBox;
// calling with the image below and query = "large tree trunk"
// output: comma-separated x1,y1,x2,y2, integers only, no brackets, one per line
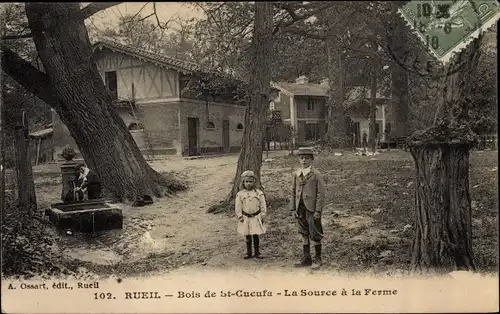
324,41,349,149
409,142,475,271
0,86,5,221
388,3,409,138
408,37,482,272
369,70,377,153
0,11,7,224
208,2,272,213
20,3,180,202
390,65,409,138
14,123,37,215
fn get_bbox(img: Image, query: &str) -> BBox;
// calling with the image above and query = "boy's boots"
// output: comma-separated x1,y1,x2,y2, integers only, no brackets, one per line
311,244,322,269
253,235,263,259
244,236,253,259
294,245,312,267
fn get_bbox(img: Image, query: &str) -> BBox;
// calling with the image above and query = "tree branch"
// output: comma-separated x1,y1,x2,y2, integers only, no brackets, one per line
282,26,326,40
1,2,122,40
0,46,60,107
1,33,33,40
272,2,335,35
81,2,122,19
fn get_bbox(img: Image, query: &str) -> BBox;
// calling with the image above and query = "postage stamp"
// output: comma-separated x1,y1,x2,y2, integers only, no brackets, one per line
398,0,500,64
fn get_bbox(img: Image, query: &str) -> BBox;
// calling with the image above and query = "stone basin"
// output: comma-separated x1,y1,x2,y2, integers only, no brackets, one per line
48,199,123,233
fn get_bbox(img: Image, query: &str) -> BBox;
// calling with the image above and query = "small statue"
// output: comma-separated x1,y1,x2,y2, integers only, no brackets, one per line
61,146,76,162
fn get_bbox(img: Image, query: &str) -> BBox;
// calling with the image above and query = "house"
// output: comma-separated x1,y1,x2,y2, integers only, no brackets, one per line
344,86,390,147
270,76,390,147
270,76,329,146
52,39,246,157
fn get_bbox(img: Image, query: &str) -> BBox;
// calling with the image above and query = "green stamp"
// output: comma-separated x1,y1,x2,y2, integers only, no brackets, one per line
398,0,500,64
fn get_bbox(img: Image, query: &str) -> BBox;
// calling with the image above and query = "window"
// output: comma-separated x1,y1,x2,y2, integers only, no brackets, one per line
236,123,244,130
269,101,275,111
305,123,319,141
307,99,315,111
206,121,215,129
105,71,118,100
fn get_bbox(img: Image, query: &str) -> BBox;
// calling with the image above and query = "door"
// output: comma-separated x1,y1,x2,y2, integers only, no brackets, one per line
353,122,361,147
222,119,230,153
187,117,199,156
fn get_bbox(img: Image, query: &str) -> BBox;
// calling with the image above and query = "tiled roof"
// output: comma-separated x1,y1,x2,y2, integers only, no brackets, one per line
92,39,203,74
273,82,329,97
92,39,241,85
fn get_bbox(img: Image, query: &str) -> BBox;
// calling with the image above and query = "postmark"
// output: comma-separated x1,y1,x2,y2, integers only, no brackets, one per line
398,0,500,64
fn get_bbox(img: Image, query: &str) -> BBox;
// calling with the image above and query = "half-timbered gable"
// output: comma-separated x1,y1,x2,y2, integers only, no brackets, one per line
92,40,202,102
52,40,246,158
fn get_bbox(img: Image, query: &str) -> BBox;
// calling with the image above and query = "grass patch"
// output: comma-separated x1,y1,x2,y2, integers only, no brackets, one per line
260,150,498,273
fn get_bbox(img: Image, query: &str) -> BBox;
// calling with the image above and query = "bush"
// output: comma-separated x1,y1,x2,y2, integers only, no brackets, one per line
1,200,79,278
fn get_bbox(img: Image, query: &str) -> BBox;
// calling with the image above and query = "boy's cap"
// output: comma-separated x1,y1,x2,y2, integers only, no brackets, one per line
297,147,315,156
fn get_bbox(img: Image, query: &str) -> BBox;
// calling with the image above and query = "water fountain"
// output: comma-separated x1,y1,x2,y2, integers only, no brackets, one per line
47,146,123,233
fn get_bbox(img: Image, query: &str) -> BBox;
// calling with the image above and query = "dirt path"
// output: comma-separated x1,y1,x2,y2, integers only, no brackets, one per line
143,151,292,270
44,152,291,271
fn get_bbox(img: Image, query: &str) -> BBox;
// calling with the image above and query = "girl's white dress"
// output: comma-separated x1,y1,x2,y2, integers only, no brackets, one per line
235,189,267,236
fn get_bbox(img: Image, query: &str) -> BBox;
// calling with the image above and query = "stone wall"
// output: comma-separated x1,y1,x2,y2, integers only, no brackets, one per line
135,103,180,155
176,100,246,155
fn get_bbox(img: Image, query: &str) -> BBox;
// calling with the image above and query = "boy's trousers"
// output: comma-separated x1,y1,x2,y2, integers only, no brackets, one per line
296,200,323,242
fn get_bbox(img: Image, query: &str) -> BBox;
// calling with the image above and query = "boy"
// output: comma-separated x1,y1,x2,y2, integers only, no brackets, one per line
290,147,326,269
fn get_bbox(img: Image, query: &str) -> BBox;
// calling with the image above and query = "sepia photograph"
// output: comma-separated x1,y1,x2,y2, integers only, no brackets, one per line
0,1,498,313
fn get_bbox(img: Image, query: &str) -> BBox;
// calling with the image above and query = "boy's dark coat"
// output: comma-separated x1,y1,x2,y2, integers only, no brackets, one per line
290,168,326,214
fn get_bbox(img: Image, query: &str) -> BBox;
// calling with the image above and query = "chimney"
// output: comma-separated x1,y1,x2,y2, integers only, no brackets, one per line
320,78,329,86
295,75,309,84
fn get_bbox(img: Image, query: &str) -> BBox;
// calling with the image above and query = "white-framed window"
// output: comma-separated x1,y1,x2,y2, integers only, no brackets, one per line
269,101,276,111
307,99,315,111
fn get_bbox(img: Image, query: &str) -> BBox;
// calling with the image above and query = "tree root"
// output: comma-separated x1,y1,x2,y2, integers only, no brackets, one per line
207,199,235,214
112,169,189,205
206,194,288,215
154,171,188,194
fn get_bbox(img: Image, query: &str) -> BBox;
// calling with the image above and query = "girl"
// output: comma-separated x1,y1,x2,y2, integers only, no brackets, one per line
235,170,267,259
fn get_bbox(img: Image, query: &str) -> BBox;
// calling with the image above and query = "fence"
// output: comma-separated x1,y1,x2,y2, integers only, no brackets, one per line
475,134,498,150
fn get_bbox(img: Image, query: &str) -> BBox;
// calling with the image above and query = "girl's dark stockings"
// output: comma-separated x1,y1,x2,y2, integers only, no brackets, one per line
243,235,263,259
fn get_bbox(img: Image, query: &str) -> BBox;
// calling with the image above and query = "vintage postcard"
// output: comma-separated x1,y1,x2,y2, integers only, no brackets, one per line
0,1,498,313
